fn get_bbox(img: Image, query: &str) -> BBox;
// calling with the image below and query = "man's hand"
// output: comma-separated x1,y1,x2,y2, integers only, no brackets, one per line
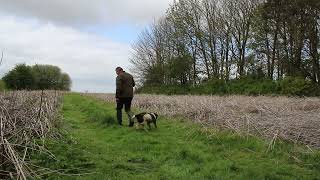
116,98,120,103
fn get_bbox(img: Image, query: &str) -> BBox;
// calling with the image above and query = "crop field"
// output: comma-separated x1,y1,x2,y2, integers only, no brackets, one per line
87,93,320,148
0,91,62,179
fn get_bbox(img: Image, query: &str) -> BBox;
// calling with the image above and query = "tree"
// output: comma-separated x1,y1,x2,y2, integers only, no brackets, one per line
3,64,35,90
31,64,72,90
2,64,72,91
305,0,320,84
32,65,62,90
130,0,320,89
59,73,72,91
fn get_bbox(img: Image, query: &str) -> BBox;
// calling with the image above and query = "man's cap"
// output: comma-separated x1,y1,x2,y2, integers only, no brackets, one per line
115,67,123,71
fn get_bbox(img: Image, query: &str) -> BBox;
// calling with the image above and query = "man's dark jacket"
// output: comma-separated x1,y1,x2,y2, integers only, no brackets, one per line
116,72,135,98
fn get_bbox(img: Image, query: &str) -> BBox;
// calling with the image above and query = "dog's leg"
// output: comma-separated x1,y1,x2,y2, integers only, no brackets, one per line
142,123,149,132
139,123,144,130
147,122,151,130
153,121,157,128
135,123,140,129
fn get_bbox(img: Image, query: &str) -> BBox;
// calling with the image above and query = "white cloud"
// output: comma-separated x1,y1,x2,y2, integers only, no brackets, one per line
0,0,173,26
0,16,130,92
0,0,175,92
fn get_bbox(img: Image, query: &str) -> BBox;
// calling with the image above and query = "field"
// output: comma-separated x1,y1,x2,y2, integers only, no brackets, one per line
1,92,320,179
36,94,320,179
87,93,320,148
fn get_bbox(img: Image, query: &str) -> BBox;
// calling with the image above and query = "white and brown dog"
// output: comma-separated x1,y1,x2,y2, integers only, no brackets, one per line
131,112,159,130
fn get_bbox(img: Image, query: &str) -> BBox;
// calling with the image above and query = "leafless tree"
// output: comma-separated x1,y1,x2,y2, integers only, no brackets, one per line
130,0,320,86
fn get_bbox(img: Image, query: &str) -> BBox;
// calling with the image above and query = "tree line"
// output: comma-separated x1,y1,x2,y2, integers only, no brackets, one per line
130,0,320,88
2,64,71,91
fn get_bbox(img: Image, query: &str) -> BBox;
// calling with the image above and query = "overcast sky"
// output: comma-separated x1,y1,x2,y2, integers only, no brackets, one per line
0,0,173,92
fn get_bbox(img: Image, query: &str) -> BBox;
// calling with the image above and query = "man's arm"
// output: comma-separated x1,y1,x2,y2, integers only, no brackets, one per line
132,76,135,87
116,76,122,98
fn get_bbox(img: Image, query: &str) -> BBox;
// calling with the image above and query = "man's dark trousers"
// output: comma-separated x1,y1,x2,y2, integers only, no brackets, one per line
116,97,133,126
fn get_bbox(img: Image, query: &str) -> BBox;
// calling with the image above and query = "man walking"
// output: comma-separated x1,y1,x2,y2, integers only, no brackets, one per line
115,67,135,126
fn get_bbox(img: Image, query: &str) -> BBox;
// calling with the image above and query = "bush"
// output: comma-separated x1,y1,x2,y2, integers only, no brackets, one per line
191,77,277,96
137,77,320,97
136,85,190,95
279,77,319,96
0,80,6,91
226,78,278,95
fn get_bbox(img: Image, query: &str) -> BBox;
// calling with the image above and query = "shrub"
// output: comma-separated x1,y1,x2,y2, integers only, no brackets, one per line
137,85,190,95
0,80,6,91
137,77,320,97
279,77,316,96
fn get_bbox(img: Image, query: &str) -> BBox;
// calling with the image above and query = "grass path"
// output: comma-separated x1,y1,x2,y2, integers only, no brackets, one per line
37,94,320,179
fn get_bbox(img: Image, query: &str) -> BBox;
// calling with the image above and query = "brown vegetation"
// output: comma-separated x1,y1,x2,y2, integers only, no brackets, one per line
0,91,62,179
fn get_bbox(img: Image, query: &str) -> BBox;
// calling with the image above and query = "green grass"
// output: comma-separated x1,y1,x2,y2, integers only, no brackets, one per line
33,93,320,179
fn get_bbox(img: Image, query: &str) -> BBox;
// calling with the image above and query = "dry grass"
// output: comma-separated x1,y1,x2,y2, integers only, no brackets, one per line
86,93,320,148
0,91,62,179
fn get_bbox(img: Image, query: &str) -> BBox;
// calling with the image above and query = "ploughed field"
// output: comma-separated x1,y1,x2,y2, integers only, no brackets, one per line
87,93,320,148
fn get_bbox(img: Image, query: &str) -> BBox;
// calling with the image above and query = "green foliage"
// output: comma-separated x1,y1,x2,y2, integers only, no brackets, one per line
0,80,6,91
32,65,72,91
59,73,72,91
167,55,192,85
2,64,35,90
144,64,165,85
2,64,72,91
137,77,320,97
279,76,319,96
32,65,61,89
33,94,320,179
136,85,190,95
